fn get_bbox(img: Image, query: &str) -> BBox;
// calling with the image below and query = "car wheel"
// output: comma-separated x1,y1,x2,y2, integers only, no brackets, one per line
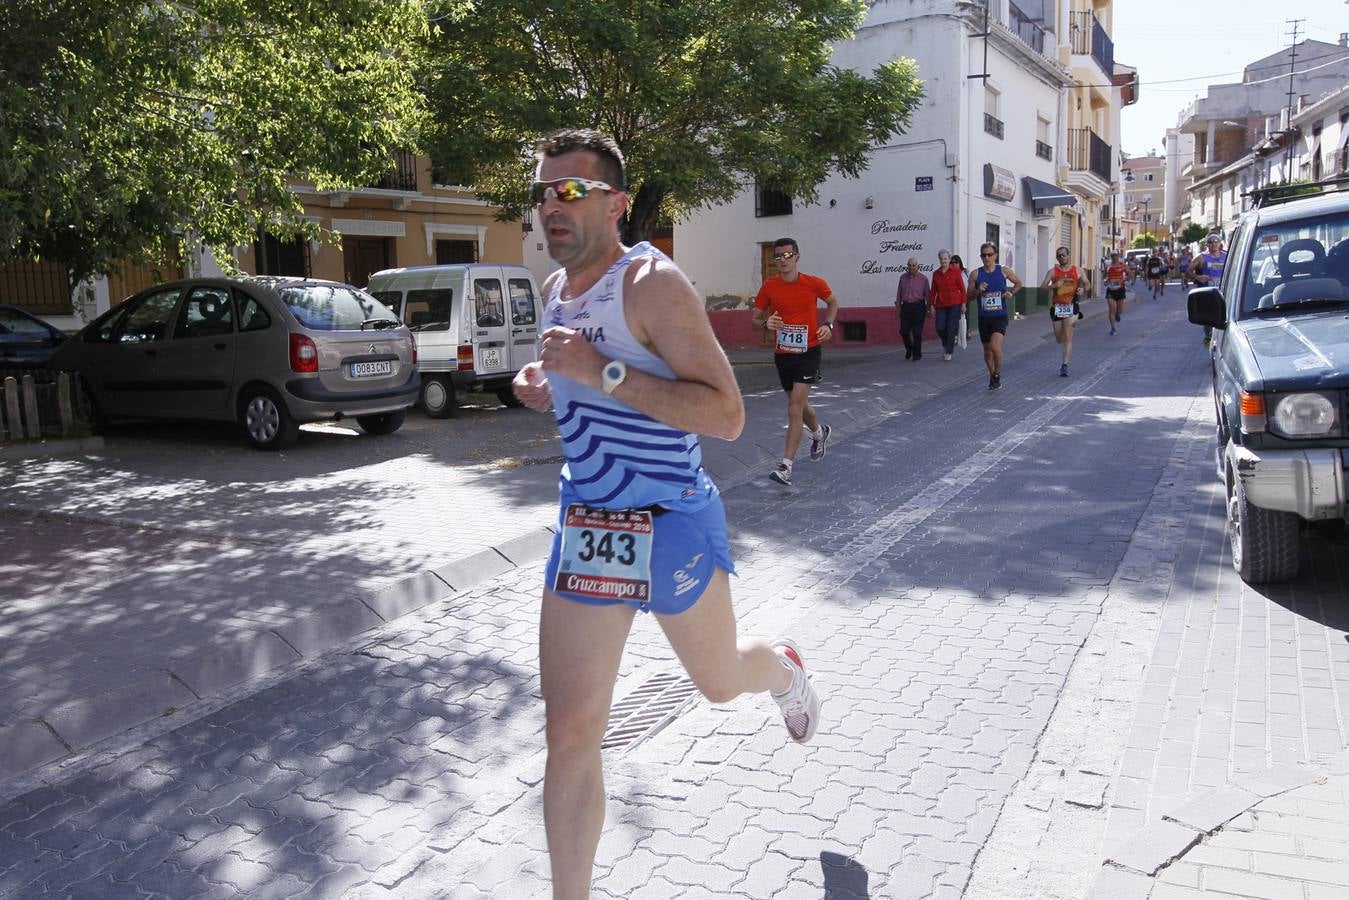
496,386,525,408
421,375,458,419
357,409,405,435
240,387,299,451
74,376,107,433
1227,470,1300,583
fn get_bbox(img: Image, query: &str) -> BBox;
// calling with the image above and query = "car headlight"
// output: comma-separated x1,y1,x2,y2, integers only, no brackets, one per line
1269,392,1339,438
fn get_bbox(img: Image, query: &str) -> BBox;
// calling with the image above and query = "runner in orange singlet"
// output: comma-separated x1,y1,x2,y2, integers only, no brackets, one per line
1039,246,1091,377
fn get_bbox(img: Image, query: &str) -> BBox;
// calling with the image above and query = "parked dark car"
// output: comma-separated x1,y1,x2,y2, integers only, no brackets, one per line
0,304,67,369
1187,182,1349,582
48,277,419,450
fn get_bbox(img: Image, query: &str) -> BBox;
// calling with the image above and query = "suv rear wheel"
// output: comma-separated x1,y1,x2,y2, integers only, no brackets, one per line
357,409,405,435
1227,469,1299,583
421,375,458,419
241,386,299,451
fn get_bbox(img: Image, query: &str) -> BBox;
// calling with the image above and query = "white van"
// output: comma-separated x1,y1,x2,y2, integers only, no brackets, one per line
366,264,543,417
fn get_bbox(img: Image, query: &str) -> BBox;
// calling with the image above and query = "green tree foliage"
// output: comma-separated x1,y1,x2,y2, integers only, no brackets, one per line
1179,223,1212,246
0,0,426,286
420,0,923,243
1131,233,1159,249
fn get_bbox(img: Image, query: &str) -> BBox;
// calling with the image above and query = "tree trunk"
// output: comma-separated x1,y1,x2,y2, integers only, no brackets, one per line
622,183,665,245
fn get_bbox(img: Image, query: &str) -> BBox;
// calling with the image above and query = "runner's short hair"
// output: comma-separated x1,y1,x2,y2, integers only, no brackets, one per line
535,129,626,191
979,242,997,256
773,238,800,256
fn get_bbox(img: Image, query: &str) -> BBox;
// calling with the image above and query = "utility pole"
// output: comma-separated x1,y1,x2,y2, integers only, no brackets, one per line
1283,18,1304,182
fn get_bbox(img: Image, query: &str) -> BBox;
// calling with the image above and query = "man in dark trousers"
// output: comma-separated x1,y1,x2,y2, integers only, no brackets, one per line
895,257,931,360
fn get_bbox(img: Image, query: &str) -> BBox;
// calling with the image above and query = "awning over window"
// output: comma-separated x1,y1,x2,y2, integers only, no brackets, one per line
1023,176,1078,210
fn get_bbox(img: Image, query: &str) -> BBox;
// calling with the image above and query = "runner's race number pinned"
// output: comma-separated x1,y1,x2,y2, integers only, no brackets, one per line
776,323,808,353
555,505,654,603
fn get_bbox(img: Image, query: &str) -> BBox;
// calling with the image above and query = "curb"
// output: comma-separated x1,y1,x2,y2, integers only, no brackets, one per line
0,526,558,786
0,435,104,460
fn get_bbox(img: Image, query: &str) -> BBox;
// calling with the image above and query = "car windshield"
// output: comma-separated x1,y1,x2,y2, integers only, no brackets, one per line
279,285,399,331
1240,211,1349,316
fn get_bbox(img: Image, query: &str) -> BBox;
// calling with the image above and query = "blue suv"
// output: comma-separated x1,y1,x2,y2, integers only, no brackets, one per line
1188,181,1349,583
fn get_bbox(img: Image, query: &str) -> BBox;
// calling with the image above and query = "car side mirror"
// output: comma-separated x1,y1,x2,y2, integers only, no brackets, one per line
1187,286,1227,330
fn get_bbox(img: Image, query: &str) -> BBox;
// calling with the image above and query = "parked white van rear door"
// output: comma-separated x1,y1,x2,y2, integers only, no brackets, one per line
469,272,511,379
506,275,541,369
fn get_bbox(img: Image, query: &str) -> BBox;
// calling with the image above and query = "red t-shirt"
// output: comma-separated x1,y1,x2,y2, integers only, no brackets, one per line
755,273,833,353
931,266,967,308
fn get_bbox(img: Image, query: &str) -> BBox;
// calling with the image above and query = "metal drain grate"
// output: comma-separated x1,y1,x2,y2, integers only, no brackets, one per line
601,672,700,753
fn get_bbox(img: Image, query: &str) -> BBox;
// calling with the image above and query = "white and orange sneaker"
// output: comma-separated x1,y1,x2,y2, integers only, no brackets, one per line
771,639,821,743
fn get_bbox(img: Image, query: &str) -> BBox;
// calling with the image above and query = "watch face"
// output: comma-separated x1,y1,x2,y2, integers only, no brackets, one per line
605,363,622,379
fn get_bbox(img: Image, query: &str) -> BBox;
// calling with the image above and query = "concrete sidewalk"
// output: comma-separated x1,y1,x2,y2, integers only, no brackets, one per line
1,295,1112,789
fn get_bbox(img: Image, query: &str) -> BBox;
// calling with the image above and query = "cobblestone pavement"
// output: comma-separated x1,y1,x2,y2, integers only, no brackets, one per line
3,290,1347,898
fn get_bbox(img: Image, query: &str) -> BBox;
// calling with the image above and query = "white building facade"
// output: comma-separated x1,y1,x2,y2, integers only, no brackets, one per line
674,0,1079,348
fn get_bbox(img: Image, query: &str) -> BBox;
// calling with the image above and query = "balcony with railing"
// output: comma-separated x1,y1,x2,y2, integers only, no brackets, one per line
1067,127,1112,185
373,150,418,192
1007,2,1046,55
1070,10,1114,79
1035,139,1053,161
984,113,1005,140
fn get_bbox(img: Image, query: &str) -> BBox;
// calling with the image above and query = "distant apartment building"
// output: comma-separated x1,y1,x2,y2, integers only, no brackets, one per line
1176,36,1349,242
673,0,1133,348
1117,153,1166,247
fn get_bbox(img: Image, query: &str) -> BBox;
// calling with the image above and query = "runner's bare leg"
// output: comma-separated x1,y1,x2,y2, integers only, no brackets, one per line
540,590,636,899
656,568,792,702
784,383,815,460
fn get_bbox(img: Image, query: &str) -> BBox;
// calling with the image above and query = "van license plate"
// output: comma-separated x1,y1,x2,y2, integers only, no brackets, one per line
481,348,501,369
350,360,393,378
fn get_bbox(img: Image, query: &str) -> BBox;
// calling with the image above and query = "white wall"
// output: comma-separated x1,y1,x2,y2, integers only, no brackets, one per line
676,2,1065,308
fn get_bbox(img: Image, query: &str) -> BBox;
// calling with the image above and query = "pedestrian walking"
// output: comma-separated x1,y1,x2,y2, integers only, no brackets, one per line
1039,246,1090,377
1188,233,1227,347
967,241,1022,390
511,128,822,900
752,237,838,486
895,257,930,360
1104,250,1127,335
930,250,966,361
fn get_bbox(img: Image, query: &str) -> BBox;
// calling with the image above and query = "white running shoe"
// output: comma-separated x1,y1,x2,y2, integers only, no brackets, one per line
771,639,821,743
809,424,831,461
769,463,792,485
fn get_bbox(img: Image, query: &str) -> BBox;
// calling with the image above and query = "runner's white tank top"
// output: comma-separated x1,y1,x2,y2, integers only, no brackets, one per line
545,243,714,511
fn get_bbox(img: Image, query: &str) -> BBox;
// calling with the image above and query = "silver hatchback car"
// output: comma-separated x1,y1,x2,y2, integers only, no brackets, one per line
49,276,419,450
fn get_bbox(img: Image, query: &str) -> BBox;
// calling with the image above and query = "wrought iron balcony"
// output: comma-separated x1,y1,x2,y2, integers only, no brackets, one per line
1067,127,1112,184
984,113,1005,140
1070,10,1114,78
374,150,418,192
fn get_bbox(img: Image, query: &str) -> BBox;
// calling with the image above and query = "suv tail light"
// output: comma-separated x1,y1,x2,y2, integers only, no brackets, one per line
289,333,319,373
410,333,418,365
457,344,474,371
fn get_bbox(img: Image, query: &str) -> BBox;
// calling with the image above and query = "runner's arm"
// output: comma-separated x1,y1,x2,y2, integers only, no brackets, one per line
541,257,744,440
817,293,839,342
1003,268,1024,296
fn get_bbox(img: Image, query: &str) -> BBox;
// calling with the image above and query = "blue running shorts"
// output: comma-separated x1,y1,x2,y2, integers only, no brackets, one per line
545,491,736,615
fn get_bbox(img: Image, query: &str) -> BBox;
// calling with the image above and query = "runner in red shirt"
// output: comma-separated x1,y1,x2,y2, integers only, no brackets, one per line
752,238,838,486
1039,246,1091,377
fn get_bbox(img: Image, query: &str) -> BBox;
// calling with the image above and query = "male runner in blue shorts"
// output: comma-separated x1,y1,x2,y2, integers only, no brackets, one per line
512,129,822,900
